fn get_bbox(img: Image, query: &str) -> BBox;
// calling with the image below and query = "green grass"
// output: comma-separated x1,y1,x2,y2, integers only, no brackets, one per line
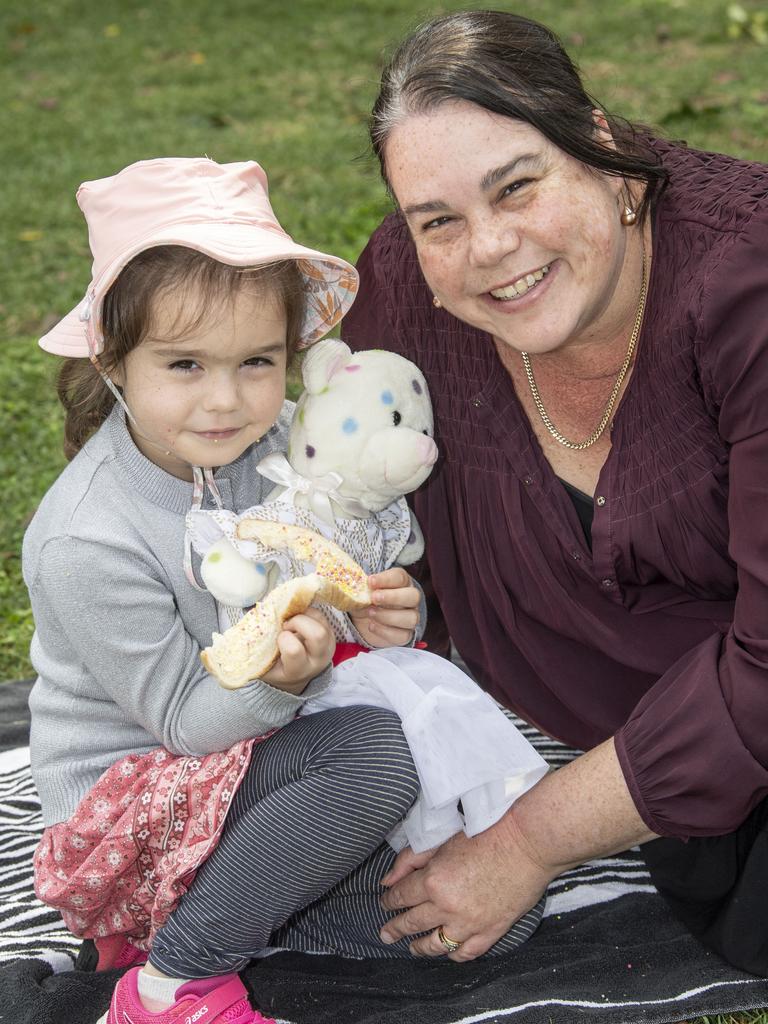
0,4,766,1014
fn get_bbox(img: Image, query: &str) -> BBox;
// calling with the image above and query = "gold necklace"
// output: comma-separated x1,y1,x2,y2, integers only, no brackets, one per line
520,244,648,451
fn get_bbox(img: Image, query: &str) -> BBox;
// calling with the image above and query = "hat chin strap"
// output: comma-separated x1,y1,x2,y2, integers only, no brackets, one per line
186,466,224,590
90,354,224,591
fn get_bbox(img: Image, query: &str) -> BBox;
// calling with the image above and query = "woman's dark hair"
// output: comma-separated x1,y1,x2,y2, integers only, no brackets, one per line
371,10,668,217
57,246,306,460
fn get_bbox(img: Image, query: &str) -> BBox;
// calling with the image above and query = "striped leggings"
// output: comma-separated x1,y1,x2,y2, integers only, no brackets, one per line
149,706,543,977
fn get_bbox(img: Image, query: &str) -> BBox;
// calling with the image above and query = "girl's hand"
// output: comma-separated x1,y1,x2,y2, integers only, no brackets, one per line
349,567,421,648
262,607,335,694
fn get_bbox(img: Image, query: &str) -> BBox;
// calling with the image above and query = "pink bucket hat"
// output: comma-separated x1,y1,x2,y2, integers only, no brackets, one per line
39,157,358,357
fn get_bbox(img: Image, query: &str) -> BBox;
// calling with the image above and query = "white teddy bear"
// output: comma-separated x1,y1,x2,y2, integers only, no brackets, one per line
191,338,438,619
287,336,437,527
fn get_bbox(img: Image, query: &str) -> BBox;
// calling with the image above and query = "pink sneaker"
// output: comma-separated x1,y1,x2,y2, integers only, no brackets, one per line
96,966,276,1024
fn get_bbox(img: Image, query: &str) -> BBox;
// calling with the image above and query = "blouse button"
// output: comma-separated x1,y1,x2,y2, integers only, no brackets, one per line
601,577,615,588
596,495,606,506
472,398,483,408
523,475,533,486
571,550,581,560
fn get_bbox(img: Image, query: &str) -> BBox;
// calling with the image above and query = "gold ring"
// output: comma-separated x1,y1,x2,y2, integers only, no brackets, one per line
437,927,461,953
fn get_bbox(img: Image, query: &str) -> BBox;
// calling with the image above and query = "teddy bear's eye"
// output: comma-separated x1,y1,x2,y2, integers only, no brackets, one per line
393,411,402,426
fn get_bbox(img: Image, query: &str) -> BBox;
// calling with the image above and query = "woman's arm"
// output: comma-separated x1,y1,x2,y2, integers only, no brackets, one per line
615,206,768,838
379,736,655,959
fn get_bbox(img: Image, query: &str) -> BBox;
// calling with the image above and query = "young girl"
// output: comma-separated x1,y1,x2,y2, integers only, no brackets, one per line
24,158,542,1024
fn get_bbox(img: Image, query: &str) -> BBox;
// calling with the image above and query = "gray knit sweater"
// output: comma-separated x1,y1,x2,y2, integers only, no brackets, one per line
23,403,333,827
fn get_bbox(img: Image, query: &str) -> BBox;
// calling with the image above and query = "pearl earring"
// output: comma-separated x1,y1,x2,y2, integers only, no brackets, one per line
432,295,442,308
620,205,637,226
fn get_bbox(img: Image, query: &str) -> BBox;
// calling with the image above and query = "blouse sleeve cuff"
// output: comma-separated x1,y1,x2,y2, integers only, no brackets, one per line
614,634,768,839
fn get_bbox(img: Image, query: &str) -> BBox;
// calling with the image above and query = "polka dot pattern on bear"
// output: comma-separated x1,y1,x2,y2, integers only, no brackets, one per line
381,390,394,405
342,417,359,434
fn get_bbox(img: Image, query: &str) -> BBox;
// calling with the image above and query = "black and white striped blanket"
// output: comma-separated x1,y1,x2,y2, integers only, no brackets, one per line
2,725,768,1024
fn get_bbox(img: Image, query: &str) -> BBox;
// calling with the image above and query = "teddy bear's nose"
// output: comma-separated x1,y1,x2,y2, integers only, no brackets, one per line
418,433,438,466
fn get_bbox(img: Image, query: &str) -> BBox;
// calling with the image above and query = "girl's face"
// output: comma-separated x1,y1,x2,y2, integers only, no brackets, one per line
114,283,288,480
385,101,630,357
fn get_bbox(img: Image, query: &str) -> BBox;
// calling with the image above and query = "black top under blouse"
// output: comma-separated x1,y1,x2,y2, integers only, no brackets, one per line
558,478,594,548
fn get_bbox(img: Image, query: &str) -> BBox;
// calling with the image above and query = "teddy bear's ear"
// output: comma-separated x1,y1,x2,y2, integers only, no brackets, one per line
301,338,352,394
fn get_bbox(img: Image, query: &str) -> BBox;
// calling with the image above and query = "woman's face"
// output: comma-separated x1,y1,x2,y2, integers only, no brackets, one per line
385,101,630,356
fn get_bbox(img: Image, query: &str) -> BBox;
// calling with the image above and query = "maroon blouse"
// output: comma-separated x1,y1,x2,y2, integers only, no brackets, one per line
341,139,768,839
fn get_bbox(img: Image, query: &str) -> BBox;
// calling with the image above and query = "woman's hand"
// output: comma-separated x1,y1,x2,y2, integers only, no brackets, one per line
262,607,335,694
379,739,659,961
350,567,421,648
379,812,556,961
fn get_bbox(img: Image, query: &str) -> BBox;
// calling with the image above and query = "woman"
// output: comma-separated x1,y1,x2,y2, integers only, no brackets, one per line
341,10,768,974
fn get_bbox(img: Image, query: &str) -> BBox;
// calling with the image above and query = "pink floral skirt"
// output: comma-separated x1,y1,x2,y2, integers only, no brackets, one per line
34,738,265,950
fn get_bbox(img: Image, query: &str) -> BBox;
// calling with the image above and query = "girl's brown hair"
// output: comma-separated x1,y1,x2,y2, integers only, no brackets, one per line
371,10,668,221
56,245,306,460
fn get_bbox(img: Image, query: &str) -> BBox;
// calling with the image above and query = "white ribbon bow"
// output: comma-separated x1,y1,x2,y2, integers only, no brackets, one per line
256,452,370,525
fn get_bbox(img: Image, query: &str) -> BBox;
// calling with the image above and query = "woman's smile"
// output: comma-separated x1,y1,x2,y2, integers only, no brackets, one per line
480,262,555,315
487,263,551,301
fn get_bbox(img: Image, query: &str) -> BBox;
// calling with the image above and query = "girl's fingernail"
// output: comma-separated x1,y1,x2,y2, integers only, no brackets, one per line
380,932,395,945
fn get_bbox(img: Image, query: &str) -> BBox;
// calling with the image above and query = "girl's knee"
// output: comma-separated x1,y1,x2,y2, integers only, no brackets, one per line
316,706,419,796
339,706,416,763
239,706,419,811
351,705,411,746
